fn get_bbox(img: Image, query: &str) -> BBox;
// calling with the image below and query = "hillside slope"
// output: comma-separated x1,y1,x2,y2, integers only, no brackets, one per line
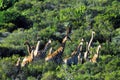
0,0,120,79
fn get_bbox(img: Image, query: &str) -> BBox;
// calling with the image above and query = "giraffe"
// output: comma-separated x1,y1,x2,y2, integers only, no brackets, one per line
24,40,41,57
37,39,52,59
88,31,95,51
63,39,84,65
34,41,41,57
24,41,32,55
77,39,84,64
83,31,95,62
90,45,101,63
45,27,72,64
21,47,34,67
83,42,89,62
45,36,71,64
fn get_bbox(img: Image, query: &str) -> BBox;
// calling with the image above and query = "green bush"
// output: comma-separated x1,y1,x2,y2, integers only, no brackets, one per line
41,71,58,80
0,0,18,11
0,23,16,32
3,10,32,30
15,1,33,11
0,0,120,80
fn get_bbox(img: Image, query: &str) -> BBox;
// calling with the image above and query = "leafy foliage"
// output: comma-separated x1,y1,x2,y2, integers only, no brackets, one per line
0,0,120,79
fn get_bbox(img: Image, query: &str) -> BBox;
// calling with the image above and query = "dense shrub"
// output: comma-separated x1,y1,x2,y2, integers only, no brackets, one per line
15,0,33,11
0,0,18,11
3,10,32,30
0,0,119,80
0,23,16,32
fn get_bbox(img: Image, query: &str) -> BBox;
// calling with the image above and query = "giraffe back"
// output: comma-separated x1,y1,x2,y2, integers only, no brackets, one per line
45,47,64,63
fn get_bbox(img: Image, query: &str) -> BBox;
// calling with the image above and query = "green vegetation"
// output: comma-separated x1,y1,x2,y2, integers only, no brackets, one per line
0,0,120,79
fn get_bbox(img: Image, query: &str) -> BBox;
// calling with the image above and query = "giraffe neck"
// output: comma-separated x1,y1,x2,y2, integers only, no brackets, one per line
76,45,82,58
76,40,84,58
96,45,101,56
60,41,67,53
43,41,51,53
48,47,52,55
78,41,83,53
35,41,40,52
34,41,40,57
30,50,34,59
88,33,94,50
61,36,68,48
73,46,81,56
26,43,31,54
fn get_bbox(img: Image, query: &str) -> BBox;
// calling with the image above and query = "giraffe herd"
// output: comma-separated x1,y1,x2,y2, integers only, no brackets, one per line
15,28,101,68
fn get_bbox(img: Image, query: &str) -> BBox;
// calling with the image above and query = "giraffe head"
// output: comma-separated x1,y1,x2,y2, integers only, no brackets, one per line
24,41,29,45
98,45,101,49
92,31,95,35
31,46,35,50
80,38,84,45
81,38,84,42
48,39,52,44
66,25,72,35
